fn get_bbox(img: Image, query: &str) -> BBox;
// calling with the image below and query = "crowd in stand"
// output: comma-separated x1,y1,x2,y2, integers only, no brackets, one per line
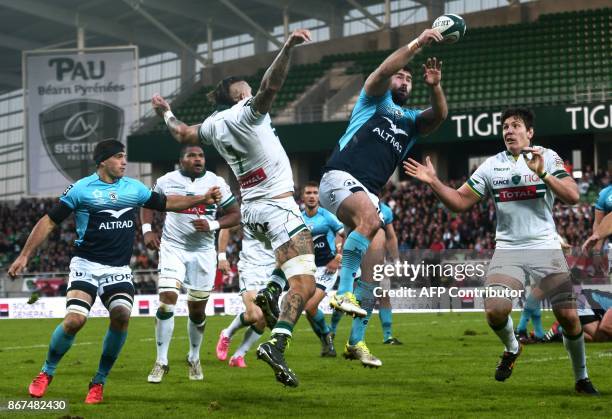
1,170,609,294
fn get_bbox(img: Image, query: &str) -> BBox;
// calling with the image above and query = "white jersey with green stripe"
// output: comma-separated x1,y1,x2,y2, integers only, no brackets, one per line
466,147,570,249
153,170,236,250
199,97,294,202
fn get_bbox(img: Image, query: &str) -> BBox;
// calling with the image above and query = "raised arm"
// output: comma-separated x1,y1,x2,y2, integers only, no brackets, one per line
365,29,442,97
404,157,481,212
8,215,57,278
416,57,448,136
151,94,201,145
251,29,311,116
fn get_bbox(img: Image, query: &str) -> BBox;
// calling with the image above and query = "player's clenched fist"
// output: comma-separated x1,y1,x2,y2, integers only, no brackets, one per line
191,219,212,232
285,29,311,48
151,94,170,118
203,186,222,204
8,255,28,278
144,231,160,250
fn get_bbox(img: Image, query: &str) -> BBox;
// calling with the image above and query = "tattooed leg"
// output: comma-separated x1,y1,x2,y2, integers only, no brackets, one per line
271,230,316,332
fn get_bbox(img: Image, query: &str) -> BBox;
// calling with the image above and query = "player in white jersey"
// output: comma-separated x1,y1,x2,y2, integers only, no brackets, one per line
405,108,599,395
141,145,240,383
215,228,285,368
151,29,317,387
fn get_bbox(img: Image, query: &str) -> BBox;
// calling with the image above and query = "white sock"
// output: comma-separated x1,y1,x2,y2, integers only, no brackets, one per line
491,316,519,354
563,330,588,381
225,312,250,338
234,326,263,358
155,315,174,365
188,318,206,362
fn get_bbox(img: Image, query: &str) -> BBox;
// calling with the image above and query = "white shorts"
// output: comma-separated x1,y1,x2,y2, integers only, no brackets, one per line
241,196,308,251
315,266,338,292
487,248,569,286
67,256,134,303
239,262,276,293
158,243,216,291
319,170,380,218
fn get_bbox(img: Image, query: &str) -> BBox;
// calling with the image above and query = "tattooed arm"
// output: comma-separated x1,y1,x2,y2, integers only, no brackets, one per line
251,29,311,116
151,94,200,145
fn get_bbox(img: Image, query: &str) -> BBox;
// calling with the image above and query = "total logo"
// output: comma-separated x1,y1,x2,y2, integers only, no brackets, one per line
498,186,537,201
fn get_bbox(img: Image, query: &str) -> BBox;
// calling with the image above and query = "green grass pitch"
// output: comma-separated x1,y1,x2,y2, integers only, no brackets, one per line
0,312,610,418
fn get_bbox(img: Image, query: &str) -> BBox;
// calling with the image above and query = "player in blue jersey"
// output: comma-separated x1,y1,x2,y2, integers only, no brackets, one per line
301,182,344,357
8,140,222,404
320,27,448,359
329,201,401,367
544,288,612,343
377,202,402,345
319,27,447,339
588,185,612,277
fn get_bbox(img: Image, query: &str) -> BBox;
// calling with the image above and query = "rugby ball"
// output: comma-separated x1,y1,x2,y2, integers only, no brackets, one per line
432,14,466,44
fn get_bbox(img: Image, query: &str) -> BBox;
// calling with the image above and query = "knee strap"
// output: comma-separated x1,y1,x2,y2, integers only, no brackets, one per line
281,254,316,279
187,289,210,302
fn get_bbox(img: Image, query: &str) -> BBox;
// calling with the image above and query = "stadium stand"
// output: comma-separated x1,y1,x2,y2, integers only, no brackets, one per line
144,7,610,136
341,7,610,109
1,171,608,292
3,5,611,297
150,61,333,133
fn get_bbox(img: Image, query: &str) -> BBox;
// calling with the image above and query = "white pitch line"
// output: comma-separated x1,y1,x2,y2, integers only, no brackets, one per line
521,351,612,364
1,336,188,352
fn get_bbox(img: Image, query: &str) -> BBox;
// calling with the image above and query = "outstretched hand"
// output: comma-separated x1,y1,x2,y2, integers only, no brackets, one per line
423,57,442,86
416,28,444,47
403,157,438,185
581,232,601,254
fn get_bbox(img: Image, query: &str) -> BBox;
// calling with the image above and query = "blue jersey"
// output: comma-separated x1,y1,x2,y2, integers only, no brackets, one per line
595,185,612,214
302,207,344,267
580,289,612,314
60,173,152,266
324,88,421,195
379,202,393,226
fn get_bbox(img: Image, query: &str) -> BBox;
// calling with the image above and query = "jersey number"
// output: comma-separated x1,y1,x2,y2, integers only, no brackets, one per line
224,144,245,173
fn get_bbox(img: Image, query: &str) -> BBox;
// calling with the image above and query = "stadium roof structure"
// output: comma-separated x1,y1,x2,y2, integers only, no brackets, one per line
0,0,455,93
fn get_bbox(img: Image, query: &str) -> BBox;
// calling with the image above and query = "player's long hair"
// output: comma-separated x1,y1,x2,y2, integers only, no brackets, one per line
207,76,246,107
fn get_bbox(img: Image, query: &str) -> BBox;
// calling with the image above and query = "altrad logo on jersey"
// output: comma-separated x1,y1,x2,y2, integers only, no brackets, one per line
97,207,133,230
371,117,407,154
